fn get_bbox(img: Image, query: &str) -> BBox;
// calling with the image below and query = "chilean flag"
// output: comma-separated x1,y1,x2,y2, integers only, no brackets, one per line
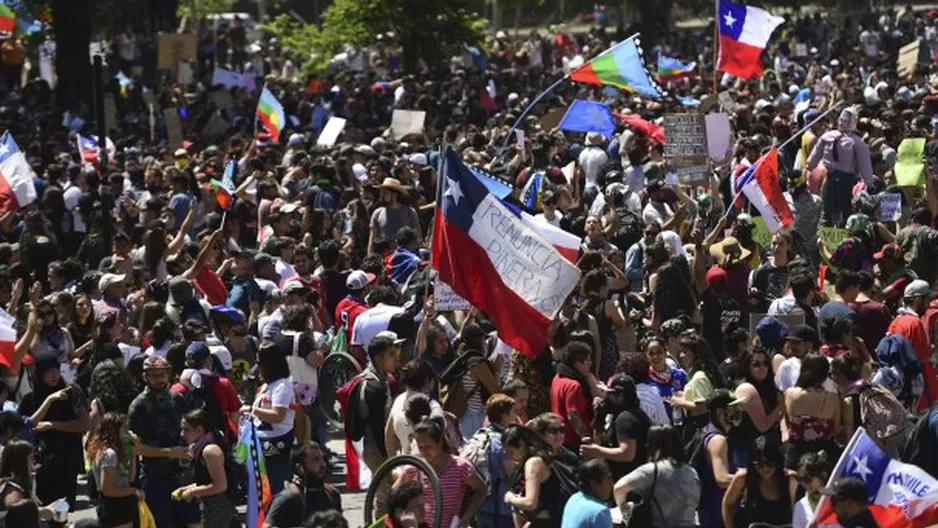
814,428,938,528
432,149,581,359
0,133,37,214
717,0,784,79
76,134,116,164
736,148,793,232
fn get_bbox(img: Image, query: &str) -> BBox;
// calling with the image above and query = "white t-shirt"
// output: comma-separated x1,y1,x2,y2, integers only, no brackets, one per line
254,378,296,438
578,146,608,188
775,356,837,393
792,495,816,528
276,259,297,284
63,184,86,233
860,30,880,58
351,304,405,348
533,212,561,228
389,389,444,455
642,200,673,227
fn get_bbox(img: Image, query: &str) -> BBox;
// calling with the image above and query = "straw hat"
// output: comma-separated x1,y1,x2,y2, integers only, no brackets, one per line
378,177,408,195
709,236,752,266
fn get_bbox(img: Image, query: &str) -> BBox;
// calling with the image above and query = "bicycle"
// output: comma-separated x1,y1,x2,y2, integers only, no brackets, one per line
363,454,443,528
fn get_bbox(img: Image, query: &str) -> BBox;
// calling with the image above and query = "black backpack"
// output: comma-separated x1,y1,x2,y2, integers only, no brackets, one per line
901,407,938,479
612,206,644,253
182,377,228,446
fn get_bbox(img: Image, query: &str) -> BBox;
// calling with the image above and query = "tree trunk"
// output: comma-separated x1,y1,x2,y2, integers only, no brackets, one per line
52,0,93,109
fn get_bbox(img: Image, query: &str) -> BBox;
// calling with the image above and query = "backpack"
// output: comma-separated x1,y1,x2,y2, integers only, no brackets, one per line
181,377,229,446
439,350,486,419
901,407,938,479
549,451,580,511
337,370,379,442
459,427,497,489
850,381,909,454
612,206,644,253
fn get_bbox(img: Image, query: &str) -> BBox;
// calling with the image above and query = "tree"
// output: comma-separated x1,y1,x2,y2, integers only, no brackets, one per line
266,0,486,74
176,0,236,24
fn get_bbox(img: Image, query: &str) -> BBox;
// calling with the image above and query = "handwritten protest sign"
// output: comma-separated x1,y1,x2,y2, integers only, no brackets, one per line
390,110,426,140
540,107,567,131
876,193,902,222
316,117,347,148
895,138,926,187
752,217,773,248
157,34,197,70
434,280,471,311
819,227,847,254
664,113,709,185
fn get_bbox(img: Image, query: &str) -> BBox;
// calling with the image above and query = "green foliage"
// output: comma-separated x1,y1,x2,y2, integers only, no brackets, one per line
265,0,486,74
177,0,237,23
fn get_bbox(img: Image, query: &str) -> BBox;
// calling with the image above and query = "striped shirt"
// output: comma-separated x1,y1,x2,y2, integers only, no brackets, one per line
406,456,476,528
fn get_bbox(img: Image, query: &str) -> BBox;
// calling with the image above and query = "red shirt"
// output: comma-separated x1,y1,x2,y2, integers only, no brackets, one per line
334,296,368,342
171,375,241,417
193,266,229,306
550,374,589,446
888,312,936,411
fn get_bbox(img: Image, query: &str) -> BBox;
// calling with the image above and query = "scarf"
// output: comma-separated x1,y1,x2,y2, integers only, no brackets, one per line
648,366,672,387
190,431,216,461
555,362,593,417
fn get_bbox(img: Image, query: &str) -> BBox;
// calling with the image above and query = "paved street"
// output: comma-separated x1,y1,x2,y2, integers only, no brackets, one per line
68,435,367,527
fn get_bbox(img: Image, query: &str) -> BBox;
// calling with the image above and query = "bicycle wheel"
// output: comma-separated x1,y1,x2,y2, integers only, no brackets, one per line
321,350,362,389
363,454,444,528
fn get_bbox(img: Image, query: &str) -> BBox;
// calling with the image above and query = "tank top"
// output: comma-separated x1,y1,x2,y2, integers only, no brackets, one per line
193,438,222,487
738,479,792,527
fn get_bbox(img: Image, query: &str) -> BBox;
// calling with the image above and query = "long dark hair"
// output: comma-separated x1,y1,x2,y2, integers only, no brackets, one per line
646,425,686,465
143,224,167,276
258,342,290,382
653,262,697,323
0,440,33,493
680,333,727,389
504,425,554,464
740,346,778,411
745,438,790,506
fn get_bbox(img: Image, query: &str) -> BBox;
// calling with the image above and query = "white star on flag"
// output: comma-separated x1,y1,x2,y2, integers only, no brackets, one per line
444,176,464,206
0,142,9,156
723,11,737,28
851,455,873,482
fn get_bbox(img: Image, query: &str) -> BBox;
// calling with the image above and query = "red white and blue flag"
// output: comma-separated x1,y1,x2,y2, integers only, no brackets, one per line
815,428,938,528
432,149,581,358
76,134,116,164
717,0,784,79
0,133,37,214
735,147,792,232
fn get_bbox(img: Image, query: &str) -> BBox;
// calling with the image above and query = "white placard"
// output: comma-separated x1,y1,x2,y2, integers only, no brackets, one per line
877,193,902,222
434,280,471,311
317,117,347,147
705,113,732,163
390,109,426,140
561,161,575,185
515,129,525,162
178,60,194,85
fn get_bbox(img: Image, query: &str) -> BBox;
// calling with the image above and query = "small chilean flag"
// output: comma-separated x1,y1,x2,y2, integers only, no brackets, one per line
0,133,36,215
717,0,784,79
77,134,116,164
736,148,793,232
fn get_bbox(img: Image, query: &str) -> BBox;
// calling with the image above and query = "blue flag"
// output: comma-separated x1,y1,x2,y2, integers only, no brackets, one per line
558,100,617,138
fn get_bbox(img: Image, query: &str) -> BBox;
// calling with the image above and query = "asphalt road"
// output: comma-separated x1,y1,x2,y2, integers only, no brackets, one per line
67,435,367,528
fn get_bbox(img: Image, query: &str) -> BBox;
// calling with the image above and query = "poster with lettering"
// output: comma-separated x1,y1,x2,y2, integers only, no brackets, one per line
390,110,426,140
819,227,848,254
876,193,902,222
664,113,709,185
157,34,197,71
434,280,472,311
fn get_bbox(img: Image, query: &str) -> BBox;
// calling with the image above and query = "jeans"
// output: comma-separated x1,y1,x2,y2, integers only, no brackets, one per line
261,431,295,496
822,170,858,227
140,473,199,528
459,407,485,439
363,439,389,518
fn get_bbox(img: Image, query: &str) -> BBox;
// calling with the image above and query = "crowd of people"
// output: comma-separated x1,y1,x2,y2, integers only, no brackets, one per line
2,3,938,528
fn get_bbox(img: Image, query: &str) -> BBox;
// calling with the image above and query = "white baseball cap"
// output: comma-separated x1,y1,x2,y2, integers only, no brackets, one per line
346,270,377,290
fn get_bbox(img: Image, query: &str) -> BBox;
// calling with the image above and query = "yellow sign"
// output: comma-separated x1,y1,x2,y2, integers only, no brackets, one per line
818,227,847,254
752,217,773,248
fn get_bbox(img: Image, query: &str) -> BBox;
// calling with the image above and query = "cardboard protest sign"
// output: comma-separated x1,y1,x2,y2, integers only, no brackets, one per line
664,113,709,185
157,34,197,70
316,117,347,148
163,107,184,147
876,193,902,222
434,279,471,311
898,39,928,81
705,113,732,163
895,138,926,187
390,110,426,140
540,107,566,131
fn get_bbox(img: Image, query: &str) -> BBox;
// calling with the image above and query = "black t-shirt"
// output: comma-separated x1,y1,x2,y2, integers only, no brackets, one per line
752,261,790,307
265,483,343,527
318,269,350,319
613,409,650,479
19,385,87,470
274,332,314,363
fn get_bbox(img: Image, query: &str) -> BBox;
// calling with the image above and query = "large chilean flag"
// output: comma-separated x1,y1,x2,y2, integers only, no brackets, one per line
432,149,581,359
717,0,784,79
0,133,36,214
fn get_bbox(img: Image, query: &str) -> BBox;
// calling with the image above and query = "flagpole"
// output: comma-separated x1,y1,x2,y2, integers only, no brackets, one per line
811,428,865,520
497,33,641,157
718,100,843,224
712,0,720,94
